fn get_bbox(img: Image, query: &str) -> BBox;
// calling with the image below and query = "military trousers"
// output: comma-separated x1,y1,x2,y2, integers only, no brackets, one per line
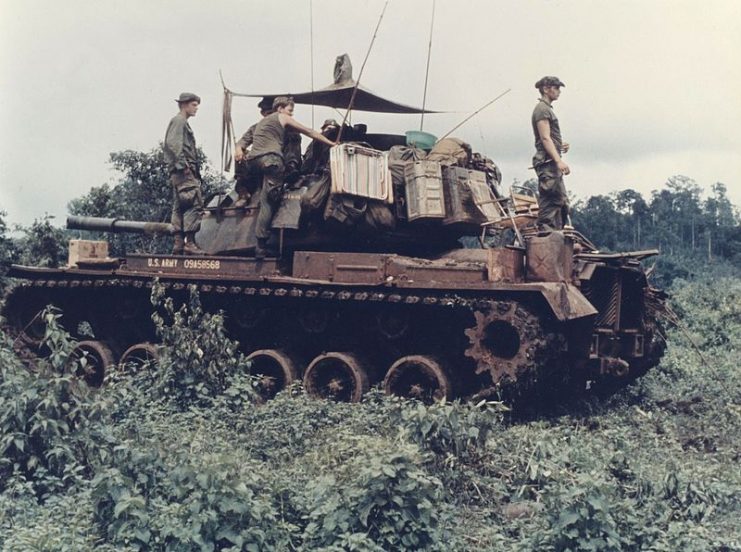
170,171,203,234
534,160,568,231
248,153,285,240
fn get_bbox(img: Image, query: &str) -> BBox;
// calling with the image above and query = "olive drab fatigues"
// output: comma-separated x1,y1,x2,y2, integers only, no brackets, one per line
235,123,259,197
164,113,203,234
532,98,568,231
246,112,286,241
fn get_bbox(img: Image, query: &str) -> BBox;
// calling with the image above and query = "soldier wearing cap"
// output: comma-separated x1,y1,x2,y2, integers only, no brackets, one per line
246,96,337,259
234,97,274,162
532,76,571,231
164,92,205,255
233,97,274,204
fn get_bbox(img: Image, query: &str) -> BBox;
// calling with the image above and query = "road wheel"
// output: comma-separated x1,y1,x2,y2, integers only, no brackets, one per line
67,340,115,387
303,352,369,403
246,349,300,401
119,342,160,372
383,355,452,402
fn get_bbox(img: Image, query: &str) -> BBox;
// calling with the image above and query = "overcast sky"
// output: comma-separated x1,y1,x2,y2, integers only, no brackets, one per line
1,0,739,228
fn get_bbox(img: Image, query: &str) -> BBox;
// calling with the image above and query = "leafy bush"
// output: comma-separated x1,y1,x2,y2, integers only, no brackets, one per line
301,438,443,551
399,399,504,459
14,215,68,268
0,211,19,294
0,308,96,497
91,445,288,551
149,283,257,409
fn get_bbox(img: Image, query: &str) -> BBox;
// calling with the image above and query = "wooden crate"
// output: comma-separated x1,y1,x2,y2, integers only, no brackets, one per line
68,239,109,267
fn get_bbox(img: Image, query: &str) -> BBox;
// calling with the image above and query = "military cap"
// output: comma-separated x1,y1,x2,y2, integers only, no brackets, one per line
175,92,201,104
321,118,339,129
535,76,565,89
257,97,273,110
272,96,294,110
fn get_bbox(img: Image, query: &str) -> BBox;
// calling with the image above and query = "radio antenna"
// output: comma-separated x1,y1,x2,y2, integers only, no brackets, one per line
309,0,315,127
438,88,511,141
337,0,390,142
420,0,436,131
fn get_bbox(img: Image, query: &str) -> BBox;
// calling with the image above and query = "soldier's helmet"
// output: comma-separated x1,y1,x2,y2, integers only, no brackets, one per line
321,118,340,130
535,76,565,89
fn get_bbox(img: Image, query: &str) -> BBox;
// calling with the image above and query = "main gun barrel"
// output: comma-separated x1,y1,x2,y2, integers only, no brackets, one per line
67,216,174,235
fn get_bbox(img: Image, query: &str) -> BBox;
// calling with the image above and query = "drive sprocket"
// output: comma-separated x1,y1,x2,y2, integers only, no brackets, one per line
464,300,565,389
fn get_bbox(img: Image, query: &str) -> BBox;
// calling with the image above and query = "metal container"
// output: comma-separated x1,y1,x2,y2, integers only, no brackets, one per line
442,167,501,226
525,231,574,283
329,144,393,203
403,160,445,221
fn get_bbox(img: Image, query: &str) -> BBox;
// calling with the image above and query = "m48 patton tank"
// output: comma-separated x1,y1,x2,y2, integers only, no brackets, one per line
3,139,667,405
2,70,667,404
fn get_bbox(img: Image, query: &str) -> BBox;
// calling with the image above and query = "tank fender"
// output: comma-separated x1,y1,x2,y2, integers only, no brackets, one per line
535,282,598,322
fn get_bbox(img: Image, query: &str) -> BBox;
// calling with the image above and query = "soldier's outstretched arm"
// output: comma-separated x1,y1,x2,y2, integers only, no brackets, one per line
281,115,336,147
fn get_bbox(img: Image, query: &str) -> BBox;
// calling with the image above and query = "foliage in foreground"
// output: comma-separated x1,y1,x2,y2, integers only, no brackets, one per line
0,276,739,551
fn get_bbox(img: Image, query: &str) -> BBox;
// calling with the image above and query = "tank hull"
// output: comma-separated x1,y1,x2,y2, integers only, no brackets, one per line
3,245,666,404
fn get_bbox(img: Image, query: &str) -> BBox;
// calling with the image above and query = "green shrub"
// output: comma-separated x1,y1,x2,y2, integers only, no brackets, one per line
301,438,443,551
0,308,96,496
149,283,257,409
399,400,504,459
92,446,287,551
539,475,633,552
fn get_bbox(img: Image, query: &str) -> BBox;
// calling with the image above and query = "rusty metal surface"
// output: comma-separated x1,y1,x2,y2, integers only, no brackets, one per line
534,282,598,320
293,251,389,284
8,247,597,322
487,248,524,283
525,231,574,283
386,255,488,286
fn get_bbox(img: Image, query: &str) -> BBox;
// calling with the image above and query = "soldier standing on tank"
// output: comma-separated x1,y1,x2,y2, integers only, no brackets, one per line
246,96,337,259
164,92,205,255
531,76,571,231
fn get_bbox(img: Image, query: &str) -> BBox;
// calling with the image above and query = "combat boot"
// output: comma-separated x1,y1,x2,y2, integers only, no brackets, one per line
183,233,205,256
254,238,268,260
172,233,185,255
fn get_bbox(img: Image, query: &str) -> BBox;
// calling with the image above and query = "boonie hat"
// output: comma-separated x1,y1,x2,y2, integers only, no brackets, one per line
535,76,565,89
175,92,201,104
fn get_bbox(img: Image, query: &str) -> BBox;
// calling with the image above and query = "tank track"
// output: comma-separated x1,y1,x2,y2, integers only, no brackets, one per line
3,274,574,401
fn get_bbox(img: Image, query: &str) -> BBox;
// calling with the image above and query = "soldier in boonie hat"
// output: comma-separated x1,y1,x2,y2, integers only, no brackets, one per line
175,92,201,104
